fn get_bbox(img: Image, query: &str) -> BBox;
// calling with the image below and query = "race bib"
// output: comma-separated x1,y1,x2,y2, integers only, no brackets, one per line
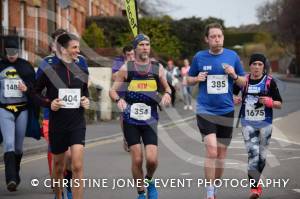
245,104,265,121
207,75,228,94
4,79,23,98
58,89,81,109
130,103,151,121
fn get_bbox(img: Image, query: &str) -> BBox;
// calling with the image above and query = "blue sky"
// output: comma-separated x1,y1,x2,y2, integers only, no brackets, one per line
167,0,273,27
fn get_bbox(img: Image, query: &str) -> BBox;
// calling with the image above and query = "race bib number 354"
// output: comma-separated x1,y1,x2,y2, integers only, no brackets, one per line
207,75,228,94
58,89,81,109
130,103,151,121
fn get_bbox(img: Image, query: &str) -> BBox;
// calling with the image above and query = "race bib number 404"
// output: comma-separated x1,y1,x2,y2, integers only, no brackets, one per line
4,79,23,98
207,75,228,94
58,88,81,109
130,103,151,121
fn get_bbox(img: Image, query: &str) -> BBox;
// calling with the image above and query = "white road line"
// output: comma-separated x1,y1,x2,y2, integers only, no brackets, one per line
272,137,300,146
231,141,244,143
273,117,283,122
229,146,300,151
279,157,300,161
225,162,239,165
292,189,300,193
180,173,191,176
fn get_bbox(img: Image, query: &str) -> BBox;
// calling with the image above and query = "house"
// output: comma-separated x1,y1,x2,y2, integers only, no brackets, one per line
0,0,124,63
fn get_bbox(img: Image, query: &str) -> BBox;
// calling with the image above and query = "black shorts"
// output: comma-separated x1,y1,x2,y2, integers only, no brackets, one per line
123,122,158,147
196,111,234,146
49,128,86,154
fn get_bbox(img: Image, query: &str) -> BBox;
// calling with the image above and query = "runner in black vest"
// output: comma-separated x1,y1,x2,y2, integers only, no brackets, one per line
33,33,89,199
110,34,171,199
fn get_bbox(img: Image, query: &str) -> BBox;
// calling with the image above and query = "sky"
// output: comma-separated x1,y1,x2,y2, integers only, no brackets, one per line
167,0,272,27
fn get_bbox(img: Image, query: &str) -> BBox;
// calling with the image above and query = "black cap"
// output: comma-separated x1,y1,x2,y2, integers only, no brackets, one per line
249,53,266,66
4,40,19,49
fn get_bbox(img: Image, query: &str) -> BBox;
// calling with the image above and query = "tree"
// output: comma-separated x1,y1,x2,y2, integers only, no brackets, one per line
170,17,205,59
139,16,182,59
256,0,283,23
257,0,300,75
82,22,106,48
278,0,300,75
136,0,171,16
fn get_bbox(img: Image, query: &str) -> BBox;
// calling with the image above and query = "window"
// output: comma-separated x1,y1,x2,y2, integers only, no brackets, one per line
34,6,39,51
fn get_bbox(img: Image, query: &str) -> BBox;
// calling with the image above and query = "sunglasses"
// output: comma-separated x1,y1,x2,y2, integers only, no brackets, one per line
5,48,19,56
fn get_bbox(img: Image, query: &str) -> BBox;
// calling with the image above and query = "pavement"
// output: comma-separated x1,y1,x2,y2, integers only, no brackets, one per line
273,73,300,83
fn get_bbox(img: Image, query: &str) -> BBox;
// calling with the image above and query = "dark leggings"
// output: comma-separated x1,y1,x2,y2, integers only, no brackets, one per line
242,125,272,188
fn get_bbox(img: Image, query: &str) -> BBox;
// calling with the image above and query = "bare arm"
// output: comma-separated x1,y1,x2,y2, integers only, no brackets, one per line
234,75,246,87
187,76,198,85
159,64,171,94
109,64,127,101
109,64,128,111
273,101,282,109
111,72,118,81
158,64,171,106
187,72,208,85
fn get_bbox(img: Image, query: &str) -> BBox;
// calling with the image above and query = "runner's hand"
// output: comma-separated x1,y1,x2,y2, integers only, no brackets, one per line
223,64,237,79
161,93,171,106
117,98,127,112
259,96,273,108
51,98,64,111
18,82,27,92
195,72,208,82
80,96,90,109
233,95,242,105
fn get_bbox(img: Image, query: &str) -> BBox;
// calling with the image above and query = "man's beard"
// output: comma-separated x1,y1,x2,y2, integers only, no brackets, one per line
139,52,149,61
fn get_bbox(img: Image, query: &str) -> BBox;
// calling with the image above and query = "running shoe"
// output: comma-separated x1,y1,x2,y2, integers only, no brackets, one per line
249,185,262,199
66,189,72,199
146,179,158,199
136,192,146,199
7,181,17,192
206,186,215,199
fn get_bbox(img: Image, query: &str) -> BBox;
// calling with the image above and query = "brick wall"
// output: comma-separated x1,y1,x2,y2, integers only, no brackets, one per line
3,0,124,63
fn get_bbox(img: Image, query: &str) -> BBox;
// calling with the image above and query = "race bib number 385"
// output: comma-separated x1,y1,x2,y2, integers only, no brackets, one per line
4,79,23,98
207,75,228,94
58,88,81,109
130,103,151,121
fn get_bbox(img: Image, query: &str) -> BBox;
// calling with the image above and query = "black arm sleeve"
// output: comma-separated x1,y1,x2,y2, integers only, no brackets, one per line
233,83,241,95
32,71,51,107
16,60,36,96
269,79,282,102
82,69,89,97
23,63,36,95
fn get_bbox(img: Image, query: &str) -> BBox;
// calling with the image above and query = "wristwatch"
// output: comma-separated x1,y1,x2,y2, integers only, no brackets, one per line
115,96,121,103
165,92,172,97
233,75,239,81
